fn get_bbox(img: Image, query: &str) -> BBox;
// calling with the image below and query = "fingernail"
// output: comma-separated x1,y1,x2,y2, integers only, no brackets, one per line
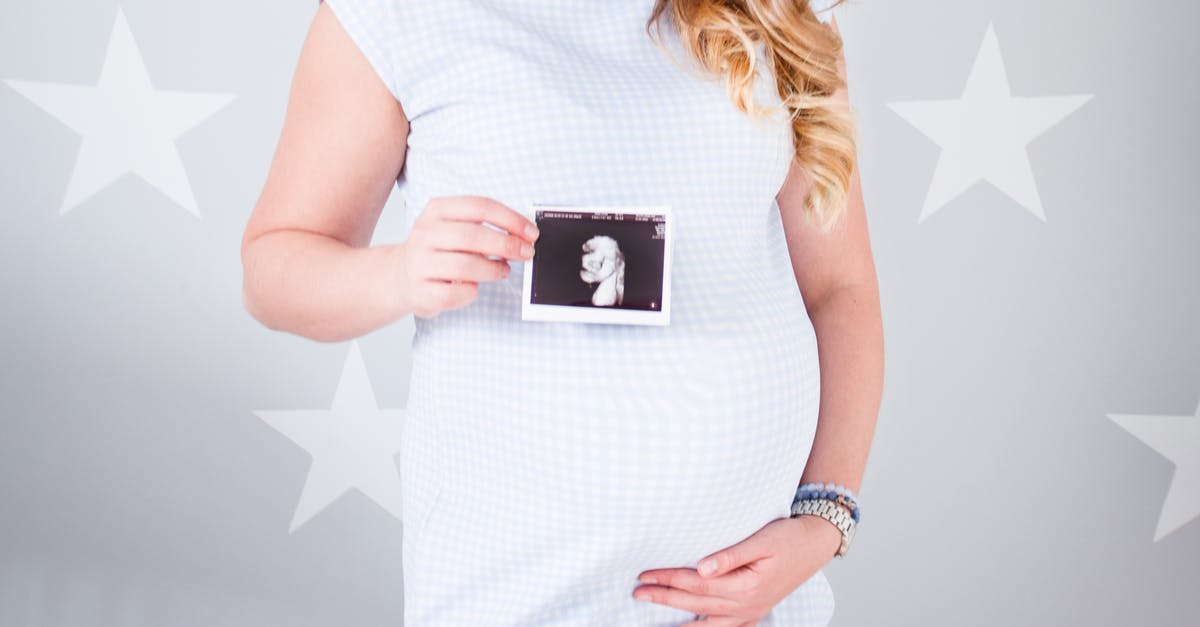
521,243,533,257
640,576,657,584
525,224,539,239
699,560,717,575
634,591,650,601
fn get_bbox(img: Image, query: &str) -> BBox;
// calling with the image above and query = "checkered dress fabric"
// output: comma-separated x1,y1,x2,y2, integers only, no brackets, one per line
320,1,842,624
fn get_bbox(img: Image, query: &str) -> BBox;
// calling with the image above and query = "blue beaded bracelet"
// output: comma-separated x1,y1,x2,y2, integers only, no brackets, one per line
806,493,860,523
795,490,860,523
798,482,857,496
794,482,861,523
796,483,860,511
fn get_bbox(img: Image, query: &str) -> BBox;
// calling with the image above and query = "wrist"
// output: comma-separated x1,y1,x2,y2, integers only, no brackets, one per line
794,514,844,562
384,241,413,320
790,496,857,558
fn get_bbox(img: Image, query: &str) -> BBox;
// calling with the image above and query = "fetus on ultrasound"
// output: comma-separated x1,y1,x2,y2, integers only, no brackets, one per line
579,235,625,306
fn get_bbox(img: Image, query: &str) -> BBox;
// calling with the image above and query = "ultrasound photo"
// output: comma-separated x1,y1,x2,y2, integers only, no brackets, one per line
521,203,673,326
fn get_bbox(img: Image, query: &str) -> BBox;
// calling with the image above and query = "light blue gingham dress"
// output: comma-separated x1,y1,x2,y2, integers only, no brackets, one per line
321,1,840,624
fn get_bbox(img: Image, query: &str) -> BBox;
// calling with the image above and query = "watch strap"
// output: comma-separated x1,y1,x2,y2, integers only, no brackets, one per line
790,497,856,558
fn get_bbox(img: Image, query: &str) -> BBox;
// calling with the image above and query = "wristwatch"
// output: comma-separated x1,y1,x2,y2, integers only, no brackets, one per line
790,498,856,558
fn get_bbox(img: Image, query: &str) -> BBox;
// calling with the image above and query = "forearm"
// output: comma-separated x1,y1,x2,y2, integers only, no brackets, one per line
798,282,884,495
241,230,411,343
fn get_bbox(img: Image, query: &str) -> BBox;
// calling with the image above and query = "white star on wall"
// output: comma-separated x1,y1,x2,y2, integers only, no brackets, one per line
2,6,235,217
1108,399,1200,542
887,22,1092,223
254,342,406,533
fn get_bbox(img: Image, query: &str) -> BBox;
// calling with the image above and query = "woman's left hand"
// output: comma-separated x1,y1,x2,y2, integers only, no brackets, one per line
633,515,841,626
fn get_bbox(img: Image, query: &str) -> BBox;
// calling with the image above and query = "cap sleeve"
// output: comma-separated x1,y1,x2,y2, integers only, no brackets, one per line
319,0,430,115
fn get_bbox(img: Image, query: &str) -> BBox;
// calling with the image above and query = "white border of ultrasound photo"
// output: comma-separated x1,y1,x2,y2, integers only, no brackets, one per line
520,203,673,326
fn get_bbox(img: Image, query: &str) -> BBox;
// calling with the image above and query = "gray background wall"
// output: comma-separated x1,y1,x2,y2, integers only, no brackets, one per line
2,0,1197,625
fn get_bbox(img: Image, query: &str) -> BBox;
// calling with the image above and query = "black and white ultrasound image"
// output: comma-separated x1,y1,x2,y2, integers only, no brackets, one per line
530,210,666,311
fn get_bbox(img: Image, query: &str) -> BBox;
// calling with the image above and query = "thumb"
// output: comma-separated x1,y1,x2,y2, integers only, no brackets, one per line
697,535,769,578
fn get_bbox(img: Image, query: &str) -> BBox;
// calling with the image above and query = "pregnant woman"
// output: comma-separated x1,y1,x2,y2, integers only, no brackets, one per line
241,0,883,625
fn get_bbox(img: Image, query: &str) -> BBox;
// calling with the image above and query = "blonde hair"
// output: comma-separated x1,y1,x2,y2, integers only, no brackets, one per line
645,0,858,233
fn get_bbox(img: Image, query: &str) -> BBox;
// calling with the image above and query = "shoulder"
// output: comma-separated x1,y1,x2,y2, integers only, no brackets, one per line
318,0,450,119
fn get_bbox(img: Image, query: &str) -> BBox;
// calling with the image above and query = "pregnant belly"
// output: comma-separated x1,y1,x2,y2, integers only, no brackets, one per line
403,317,821,622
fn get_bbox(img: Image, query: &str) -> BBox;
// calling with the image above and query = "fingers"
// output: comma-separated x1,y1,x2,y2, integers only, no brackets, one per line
403,195,537,318
423,250,512,283
428,195,539,245
678,615,747,627
427,219,534,261
633,584,739,618
699,531,774,578
641,567,757,599
633,566,762,623
419,278,479,316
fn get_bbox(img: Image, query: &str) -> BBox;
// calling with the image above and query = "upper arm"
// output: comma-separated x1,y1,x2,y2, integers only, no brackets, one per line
775,16,876,311
241,1,409,254
776,155,875,312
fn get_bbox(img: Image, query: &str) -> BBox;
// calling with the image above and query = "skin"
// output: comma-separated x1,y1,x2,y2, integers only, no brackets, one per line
241,3,539,341
242,5,881,626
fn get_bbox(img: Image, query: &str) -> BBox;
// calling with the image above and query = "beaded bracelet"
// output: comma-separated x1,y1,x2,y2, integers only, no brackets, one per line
797,482,860,506
794,482,861,523
797,493,859,521
796,483,860,521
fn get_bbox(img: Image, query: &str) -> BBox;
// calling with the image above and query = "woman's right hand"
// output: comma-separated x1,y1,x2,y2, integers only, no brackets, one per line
397,195,540,319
